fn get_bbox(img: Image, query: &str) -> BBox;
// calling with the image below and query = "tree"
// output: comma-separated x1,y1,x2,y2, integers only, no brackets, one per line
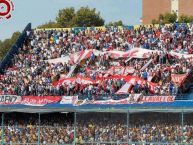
179,15,190,23
73,7,104,27
56,7,76,27
38,21,59,29
0,31,21,60
163,13,177,23
152,13,178,24
178,15,193,23
106,20,123,26
158,14,164,21
38,7,105,28
190,16,193,22
151,19,158,25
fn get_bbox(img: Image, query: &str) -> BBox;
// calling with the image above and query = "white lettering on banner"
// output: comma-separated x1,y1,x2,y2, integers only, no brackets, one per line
0,95,22,105
141,96,175,103
21,96,61,106
60,96,78,105
22,99,48,105
63,95,175,105
91,98,129,105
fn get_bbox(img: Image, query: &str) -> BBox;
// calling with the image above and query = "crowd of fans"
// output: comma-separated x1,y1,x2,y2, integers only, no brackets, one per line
0,24,192,97
0,112,193,144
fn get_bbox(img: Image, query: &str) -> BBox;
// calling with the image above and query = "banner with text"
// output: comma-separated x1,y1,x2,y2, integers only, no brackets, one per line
0,95,22,105
22,96,61,106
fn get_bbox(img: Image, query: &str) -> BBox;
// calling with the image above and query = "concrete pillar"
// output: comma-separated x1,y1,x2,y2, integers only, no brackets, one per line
171,0,179,18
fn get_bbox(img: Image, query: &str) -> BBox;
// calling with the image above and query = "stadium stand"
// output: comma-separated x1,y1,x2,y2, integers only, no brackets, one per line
0,23,193,144
1,112,193,144
0,23,193,97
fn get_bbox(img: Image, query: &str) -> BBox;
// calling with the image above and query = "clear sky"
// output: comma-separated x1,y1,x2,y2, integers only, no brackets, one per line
0,0,142,41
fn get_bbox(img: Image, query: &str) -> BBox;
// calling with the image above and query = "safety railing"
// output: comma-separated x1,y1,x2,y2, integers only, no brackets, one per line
1,111,193,145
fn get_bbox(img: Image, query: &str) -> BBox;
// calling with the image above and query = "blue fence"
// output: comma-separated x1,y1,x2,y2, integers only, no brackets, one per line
0,23,31,74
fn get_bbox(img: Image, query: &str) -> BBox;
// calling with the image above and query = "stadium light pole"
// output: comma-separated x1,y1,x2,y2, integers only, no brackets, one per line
1,113,4,145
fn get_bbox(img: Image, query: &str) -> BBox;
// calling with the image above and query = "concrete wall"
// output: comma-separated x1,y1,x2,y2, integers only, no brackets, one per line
142,0,171,24
179,0,193,16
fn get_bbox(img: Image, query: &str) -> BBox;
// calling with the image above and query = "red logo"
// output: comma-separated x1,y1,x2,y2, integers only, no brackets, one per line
0,0,14,20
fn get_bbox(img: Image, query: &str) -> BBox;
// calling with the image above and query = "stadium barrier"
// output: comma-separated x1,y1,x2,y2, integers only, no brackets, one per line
0,23,31,74
35,23,192,32
35,25,135,32
0,94,175,106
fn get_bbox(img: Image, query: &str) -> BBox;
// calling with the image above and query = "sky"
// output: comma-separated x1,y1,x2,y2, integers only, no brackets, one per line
0,0,142,41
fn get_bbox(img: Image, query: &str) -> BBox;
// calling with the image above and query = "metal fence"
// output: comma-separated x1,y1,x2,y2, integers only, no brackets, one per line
0,110,193,145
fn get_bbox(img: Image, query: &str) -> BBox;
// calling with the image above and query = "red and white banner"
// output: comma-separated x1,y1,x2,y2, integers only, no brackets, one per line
95,75,158,93
106,51,125,58
88,94,175,105
46,55,70,64
129,77,157,93
171,74,187,84
123,48,158,58
170,51,193,59
116,83,133,94
91,98,129,105
22,96,61,106
140,96,175,103
66,65,77,78
48,48,160,65
0,95,22,105
57,74,158,94
106,48,155,59
124,67,136,75
140,59,153,71
0,94,176,106
76,76,95,84
56,77,76,86
115,76,158,93
47,48,193,65
106,66,135,76
70,49,93,64
57,76,95,86
60,96,78,105
86,66,135,77
69,51,84,64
